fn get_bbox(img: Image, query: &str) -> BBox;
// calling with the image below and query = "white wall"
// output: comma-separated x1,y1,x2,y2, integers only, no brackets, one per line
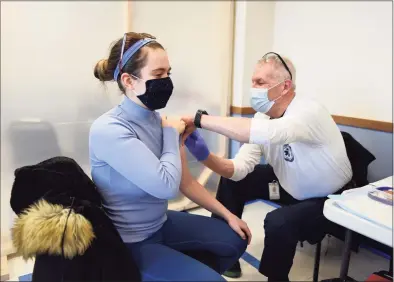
273,2,392,122
233,2,392,123
1,1,128,238
232,1,275,108
1,1,235,239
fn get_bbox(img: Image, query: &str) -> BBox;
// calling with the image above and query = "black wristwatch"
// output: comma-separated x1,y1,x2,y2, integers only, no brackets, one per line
194,109,208,128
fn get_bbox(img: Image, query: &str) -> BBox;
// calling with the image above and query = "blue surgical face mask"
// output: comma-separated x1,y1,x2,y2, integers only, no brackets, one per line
250,81,284,114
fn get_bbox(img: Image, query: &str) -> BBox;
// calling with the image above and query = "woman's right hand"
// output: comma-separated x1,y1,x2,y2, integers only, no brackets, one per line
226,214,252,245
162,116,186,134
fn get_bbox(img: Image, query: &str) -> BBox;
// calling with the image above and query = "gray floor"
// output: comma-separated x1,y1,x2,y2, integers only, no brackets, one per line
7,201,391,281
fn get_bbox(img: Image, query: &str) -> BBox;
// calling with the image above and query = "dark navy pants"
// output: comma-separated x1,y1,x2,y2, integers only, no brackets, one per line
126,210,247,281
213,164,335,280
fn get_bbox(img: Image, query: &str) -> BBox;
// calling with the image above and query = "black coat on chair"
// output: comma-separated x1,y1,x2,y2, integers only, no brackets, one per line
10,156,141,282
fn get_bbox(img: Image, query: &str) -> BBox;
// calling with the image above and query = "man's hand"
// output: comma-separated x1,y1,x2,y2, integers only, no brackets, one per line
184,130,210,161
181,115,196,143
226,214,252,245
162,115,186,135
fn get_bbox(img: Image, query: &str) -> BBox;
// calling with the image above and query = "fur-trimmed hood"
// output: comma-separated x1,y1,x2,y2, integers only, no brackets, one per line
9,156,141,282
12,199,95,260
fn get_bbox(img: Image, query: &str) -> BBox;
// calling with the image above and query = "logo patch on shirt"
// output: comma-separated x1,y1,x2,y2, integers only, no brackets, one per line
283,144,294,162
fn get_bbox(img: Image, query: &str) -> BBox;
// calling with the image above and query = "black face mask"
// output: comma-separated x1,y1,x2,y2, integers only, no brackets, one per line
137,77,174,110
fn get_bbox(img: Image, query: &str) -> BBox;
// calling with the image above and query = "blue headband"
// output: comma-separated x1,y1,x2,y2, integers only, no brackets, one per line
113,37,156,80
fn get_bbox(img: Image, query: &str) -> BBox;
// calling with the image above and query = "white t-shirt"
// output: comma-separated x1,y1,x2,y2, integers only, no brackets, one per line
231,95,353,200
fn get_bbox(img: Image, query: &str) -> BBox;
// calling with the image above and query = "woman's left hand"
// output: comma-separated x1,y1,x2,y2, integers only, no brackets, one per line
226,214,252,245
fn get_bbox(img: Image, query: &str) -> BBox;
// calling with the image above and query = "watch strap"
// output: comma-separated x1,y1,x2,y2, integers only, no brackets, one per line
194,110,208,128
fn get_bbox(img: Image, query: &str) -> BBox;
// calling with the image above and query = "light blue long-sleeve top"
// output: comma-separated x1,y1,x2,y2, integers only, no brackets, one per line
89,96,181,243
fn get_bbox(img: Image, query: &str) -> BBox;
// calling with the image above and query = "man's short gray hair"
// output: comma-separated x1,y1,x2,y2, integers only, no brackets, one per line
258,53,296,89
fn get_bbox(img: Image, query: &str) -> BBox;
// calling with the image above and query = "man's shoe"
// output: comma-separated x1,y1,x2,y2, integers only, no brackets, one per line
223,261,242,278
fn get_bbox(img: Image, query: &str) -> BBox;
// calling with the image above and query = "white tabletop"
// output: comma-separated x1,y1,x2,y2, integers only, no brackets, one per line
323,176,393,247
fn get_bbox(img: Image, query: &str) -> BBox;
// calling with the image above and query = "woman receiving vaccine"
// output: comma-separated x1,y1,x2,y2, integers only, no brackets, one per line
90,32,251,281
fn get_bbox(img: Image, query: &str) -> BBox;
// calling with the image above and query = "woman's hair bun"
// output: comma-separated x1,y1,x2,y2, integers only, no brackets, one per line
94,59,112,82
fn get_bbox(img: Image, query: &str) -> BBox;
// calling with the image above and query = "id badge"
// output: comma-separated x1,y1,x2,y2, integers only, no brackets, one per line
268,181,280,200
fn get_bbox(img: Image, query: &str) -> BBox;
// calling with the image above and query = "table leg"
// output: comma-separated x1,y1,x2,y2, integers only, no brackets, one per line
339,229,353,281
313,241,321,282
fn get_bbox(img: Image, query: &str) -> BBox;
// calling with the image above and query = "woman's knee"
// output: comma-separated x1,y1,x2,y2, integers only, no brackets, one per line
233,231,248,256
214,219,247,258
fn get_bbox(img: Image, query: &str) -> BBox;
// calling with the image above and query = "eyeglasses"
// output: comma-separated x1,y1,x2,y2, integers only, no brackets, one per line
116,33,128,78
118,33,156,68
262,52,292,81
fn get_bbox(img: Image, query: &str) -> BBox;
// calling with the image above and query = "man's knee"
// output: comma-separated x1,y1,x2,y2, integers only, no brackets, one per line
264,209,297,243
